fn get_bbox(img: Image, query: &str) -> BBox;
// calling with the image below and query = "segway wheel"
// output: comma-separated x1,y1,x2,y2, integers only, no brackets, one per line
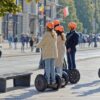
61,71,69,88
52,74,62,90
35,74,47,92
98,68,100,78
68,69,80,84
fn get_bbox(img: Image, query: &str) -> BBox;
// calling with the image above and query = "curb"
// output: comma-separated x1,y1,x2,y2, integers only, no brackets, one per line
77,47,100,51
1,47,100,58
2,52,40,58
76,56,100,61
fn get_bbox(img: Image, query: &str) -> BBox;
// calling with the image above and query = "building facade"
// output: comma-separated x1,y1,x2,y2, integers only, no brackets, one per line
2,0,59,39
2,0,38,39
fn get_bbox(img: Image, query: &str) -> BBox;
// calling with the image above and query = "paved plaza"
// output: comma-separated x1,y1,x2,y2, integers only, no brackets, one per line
0,57,100,100
1,0,100,99
0,43,100,99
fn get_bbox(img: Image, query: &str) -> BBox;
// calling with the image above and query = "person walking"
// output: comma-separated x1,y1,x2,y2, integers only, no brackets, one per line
93,34,97,47
55,25,66,77
25,34,29,48
65,22,79,70
20,34,25,52
13,36,18,49
88,35,92,47
37,22,58,85
29,37,34,52
8,35,13,49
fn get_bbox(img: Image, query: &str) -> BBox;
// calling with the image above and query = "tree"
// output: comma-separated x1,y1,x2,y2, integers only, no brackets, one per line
60,0,100,34
59,0,83,32
0,0,21,16
94,0,100,33
74,0,95,34
26,0,40,3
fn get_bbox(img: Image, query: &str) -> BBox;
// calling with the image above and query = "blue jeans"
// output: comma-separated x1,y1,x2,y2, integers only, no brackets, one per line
56,67,62,77
44,58,56,84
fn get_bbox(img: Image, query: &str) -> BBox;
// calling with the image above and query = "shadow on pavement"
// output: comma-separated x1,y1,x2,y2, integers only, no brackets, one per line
71,80,100,96
77,87,100,96
72,80,100,89
5,89,39,100
3,85,57,100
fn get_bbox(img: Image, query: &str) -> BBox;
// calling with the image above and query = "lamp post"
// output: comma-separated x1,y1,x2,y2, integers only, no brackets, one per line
0,17,2,43
94,0,96,33
91,0,97,47
94,0,97,47
44,0,46,31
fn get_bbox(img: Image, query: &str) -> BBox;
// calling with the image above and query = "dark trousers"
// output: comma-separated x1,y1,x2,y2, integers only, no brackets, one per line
67,51,76,70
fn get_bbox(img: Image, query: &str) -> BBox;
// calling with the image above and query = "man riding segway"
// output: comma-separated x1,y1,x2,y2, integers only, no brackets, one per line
65,22,80,84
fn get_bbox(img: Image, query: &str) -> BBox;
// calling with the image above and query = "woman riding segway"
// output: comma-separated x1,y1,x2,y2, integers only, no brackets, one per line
35,22,62,92
55,25,69,87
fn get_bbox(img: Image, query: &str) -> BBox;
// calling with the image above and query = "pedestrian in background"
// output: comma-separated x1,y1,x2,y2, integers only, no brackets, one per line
88,35,92,47
35,36,40,52
65,22,79,70
37,22,58,85
29,37,34,52
25,34,29,48
13,36,18,49
93,34,97,47
8,35,13,49
55,25,66,77
20,34,25,52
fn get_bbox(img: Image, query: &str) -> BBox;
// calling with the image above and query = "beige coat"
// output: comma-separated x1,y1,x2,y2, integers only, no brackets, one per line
55,34,66,67
37,31,58,60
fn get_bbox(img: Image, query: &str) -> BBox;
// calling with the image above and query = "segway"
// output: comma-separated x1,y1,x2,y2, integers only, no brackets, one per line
38,59,69,88
35,56,69,91
35,73,62,92
61,71,69,87
63,54,80,84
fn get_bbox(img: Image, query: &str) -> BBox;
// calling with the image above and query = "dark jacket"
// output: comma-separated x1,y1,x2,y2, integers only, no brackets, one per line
29,39,33,47
14,37,18,43
65,30,79,51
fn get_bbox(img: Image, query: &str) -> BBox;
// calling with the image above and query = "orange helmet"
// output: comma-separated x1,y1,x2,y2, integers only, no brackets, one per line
53,20,60,26
55,25,64,32
46,22,54,29
68,22,77,30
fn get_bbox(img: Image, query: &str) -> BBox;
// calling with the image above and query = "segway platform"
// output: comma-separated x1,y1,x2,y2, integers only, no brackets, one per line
63,57,80,84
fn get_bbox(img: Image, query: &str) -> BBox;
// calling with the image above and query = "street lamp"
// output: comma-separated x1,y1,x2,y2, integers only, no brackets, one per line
44,0,46,32
94,0,96,33
40,0,56,33
91,0,97,47
91,0,98,33
94,0,97,47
